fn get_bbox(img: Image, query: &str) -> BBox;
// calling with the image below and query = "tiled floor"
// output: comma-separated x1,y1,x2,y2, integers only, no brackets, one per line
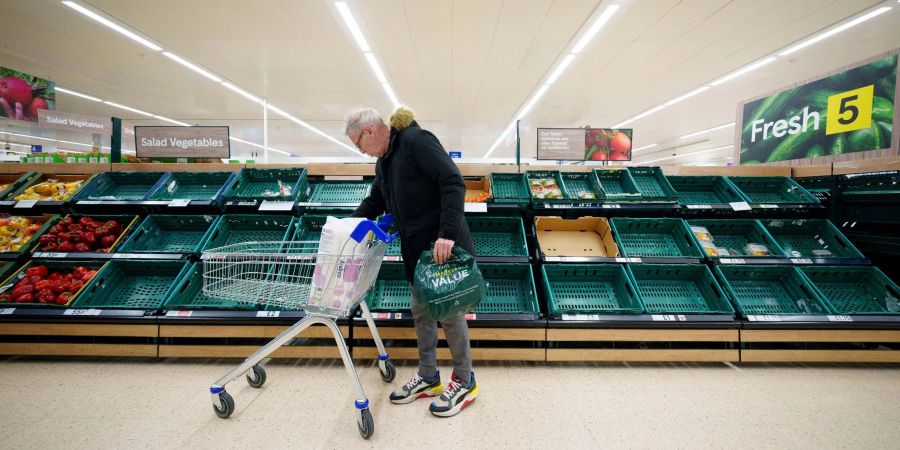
1,357,898,449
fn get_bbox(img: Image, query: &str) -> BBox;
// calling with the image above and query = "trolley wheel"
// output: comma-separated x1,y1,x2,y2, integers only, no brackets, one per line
213,391,234,419
358,408,374,439
247,364,267,388
379,360,396,383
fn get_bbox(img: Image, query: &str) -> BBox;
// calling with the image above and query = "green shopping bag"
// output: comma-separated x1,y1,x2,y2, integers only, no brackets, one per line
412,246,486,321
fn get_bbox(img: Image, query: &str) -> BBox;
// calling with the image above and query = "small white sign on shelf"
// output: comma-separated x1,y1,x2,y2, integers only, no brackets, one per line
686,204,712,209
827,315,853,322
259,201,294,212
464,203,488,213
165,310,193,317
256,311,280,318
14,200,38,209
63,308,102,316
729,201,751,211
168,199,191,207
0,308,15,315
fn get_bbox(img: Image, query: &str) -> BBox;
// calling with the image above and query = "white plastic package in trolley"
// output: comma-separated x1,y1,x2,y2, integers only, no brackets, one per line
307,216,371,311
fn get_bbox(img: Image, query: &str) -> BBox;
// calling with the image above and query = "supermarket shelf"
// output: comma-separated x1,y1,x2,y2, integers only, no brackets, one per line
0,307,153,319
710,257,871,266
0,200,66,214
741,315,900,327
540,256,701,264
352,312,542,325
223,199,297,214
531,202,680,212
548,315,737,327
31,252,190,260
379,255,530,264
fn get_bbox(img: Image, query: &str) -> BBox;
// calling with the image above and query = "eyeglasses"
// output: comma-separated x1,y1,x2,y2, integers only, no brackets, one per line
352,129,368,149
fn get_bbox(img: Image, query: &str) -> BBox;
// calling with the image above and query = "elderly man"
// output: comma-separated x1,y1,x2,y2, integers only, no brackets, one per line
344,106,479,417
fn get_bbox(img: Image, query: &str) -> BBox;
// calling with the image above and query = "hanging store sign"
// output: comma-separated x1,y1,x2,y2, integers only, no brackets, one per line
0,66,56,123
537,127,633,161
135,126,230,158
738,51,898,164
38,110,108,133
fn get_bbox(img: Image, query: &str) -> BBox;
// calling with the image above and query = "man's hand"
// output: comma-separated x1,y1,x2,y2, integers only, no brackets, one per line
433,238,455,265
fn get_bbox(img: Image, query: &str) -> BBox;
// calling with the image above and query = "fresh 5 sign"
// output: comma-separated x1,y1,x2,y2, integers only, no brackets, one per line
739,53,897,164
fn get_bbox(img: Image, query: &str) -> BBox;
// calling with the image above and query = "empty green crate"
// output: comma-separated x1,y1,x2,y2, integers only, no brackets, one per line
628,264,734,314
667,175,751,205
715,265,831,316
801,266,900,315
628,167,677,201
594,169,641,200
610,218,703,258
307,182,371,205
221,168,308,201
560,171,603,201
0,172,38,200
761,219,864,259
841,172,900,199
118,215,220,254
543,264,643,316
687,219,786,258
147,172,236,202
489,173,530,205
201,215,295,250
74,259,190,309
163,262,259,310
728,177,819,204
468,216,528,257
367,263,538,314
526,171,568,202
76,172,167,200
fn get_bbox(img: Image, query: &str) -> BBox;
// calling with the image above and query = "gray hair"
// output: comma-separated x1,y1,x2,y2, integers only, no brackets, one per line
343,107,384,136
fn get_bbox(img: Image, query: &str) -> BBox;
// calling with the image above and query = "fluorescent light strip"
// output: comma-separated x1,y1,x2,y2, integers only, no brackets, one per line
335,1,371,52
153,115,191,126
664,86,710,106
779,6,893,56
709,57,777,86
103,101,153,117
382,83,401,109
545,54,576,85
638,145,732,164
221,82,262,103
632,143,658,152
365,53,387,83
680,122,734,139
612,104,667,128
162,52,222,82
529,84,550,105
62,1,162,51
571,5,621,53
228,136,291,156
55,86,102,102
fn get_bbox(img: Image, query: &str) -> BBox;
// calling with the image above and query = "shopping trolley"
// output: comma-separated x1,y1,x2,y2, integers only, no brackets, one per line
202,215,399,439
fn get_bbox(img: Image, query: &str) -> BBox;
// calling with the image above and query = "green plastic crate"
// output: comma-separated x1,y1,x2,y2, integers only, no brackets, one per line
147,172,236,202
610,218,704,258
801,266,900,315
201,215,295,251
560,171,603,201
221,168,308,201
628,167,677,201
715,265,831,316
467,216,528,257
627,264,734,314
761,219,864,259
74,259,190,309
687,219,786,258
667,175,751,205
841,171,900,200
307,182,371,205
76,172,167,200
3,173,94,203
0,214,59,257
593,169,642,200
0,172,38,200
162,262,259,310
32,214,139,253
367,263,538,314
118,215,220,254
0,261,21,284
0,260,107,307
543,264,643,316
525,171,569,202
728,176,819,204
489,173,530,205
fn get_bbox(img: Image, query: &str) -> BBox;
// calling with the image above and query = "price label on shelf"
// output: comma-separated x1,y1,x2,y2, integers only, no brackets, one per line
78,201,102,205
651,314,675,321
627,258,642,263
256,311,280,318
561,314,601,321
165,310,193,317
601,204,622,209
383,256,401,262
827,315,853,322
729,201,751,211
63,308,102,316
237,201,258,206
748,315,782,322
758,204,779,209
259,201,294,212
464,313,477,320
0,308,15,315
168,199,191,207
720,258,746,264
686,205,712,209
549,204,573,209
790,258,813,264
14,200,38,209
372,312,391,320
0,201,15,206
464,203,487,213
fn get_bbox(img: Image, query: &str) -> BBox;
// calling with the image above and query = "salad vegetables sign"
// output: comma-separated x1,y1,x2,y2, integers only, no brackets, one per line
738,53,898,164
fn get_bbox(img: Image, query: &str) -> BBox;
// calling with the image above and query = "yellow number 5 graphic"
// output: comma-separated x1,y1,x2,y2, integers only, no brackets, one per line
826,85,874,135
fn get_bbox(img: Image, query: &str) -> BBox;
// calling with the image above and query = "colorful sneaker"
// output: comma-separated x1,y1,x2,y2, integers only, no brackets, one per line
389,372,443,405
429,372,479,417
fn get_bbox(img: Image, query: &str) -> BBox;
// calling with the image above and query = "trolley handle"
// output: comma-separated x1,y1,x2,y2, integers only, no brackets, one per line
351,214,398,244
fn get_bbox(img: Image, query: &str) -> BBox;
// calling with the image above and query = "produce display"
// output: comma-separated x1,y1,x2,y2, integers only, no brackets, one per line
14,179,84,201
0,184,9,193
691,225,771,257
0,264,98,305
465,191,490,202
0,216,45,252
529,178,564,199
37,216,125,252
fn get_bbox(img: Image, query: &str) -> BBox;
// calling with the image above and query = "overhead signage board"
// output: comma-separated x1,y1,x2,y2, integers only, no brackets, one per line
537,128,633,161
38,110,108,133
135,126,230,158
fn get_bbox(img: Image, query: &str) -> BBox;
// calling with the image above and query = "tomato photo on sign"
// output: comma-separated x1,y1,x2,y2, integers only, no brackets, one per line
0,66,55,122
